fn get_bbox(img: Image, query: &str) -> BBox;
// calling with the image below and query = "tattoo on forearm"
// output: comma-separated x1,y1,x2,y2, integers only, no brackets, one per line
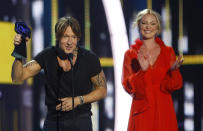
23,60,37,68
92,70,107,88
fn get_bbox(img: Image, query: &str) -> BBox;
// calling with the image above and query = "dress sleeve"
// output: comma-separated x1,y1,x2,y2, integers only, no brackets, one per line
122,50,148,99
160,47,183,93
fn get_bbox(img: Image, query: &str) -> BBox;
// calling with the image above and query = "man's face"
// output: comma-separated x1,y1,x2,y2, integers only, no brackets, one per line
59,26,78,54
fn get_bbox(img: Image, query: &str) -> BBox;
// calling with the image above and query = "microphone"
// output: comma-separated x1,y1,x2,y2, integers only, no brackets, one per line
68,53,75,125
67,53,73,67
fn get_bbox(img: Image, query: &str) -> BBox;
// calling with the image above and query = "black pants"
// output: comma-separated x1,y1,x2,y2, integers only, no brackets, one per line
43,113,92,131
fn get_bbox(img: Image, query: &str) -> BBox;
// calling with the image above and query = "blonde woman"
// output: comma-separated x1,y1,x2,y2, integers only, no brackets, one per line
122,9,183,131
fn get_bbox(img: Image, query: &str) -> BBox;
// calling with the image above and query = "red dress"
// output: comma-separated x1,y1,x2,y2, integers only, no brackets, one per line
122,37,183,131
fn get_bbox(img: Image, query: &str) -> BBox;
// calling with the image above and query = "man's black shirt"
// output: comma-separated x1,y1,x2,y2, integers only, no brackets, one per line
34,46,102,120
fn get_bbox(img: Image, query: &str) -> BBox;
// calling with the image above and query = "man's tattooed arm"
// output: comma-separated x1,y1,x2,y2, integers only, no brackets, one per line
23,60,38,68
77,70,107,105
91,70,107,89
12,60,41,82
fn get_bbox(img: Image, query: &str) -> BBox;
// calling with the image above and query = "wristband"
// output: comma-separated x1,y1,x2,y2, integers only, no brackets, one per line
11,43,26,59
15,58,23,61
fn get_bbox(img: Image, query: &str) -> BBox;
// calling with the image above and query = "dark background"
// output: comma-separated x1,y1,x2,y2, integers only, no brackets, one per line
0,0,203,131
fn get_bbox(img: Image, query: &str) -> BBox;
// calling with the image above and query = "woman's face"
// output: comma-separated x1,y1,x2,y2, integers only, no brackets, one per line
139,14,159,40
59,26,78,54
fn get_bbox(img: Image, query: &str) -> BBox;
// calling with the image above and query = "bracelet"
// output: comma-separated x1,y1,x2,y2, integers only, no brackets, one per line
78,96,84,105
